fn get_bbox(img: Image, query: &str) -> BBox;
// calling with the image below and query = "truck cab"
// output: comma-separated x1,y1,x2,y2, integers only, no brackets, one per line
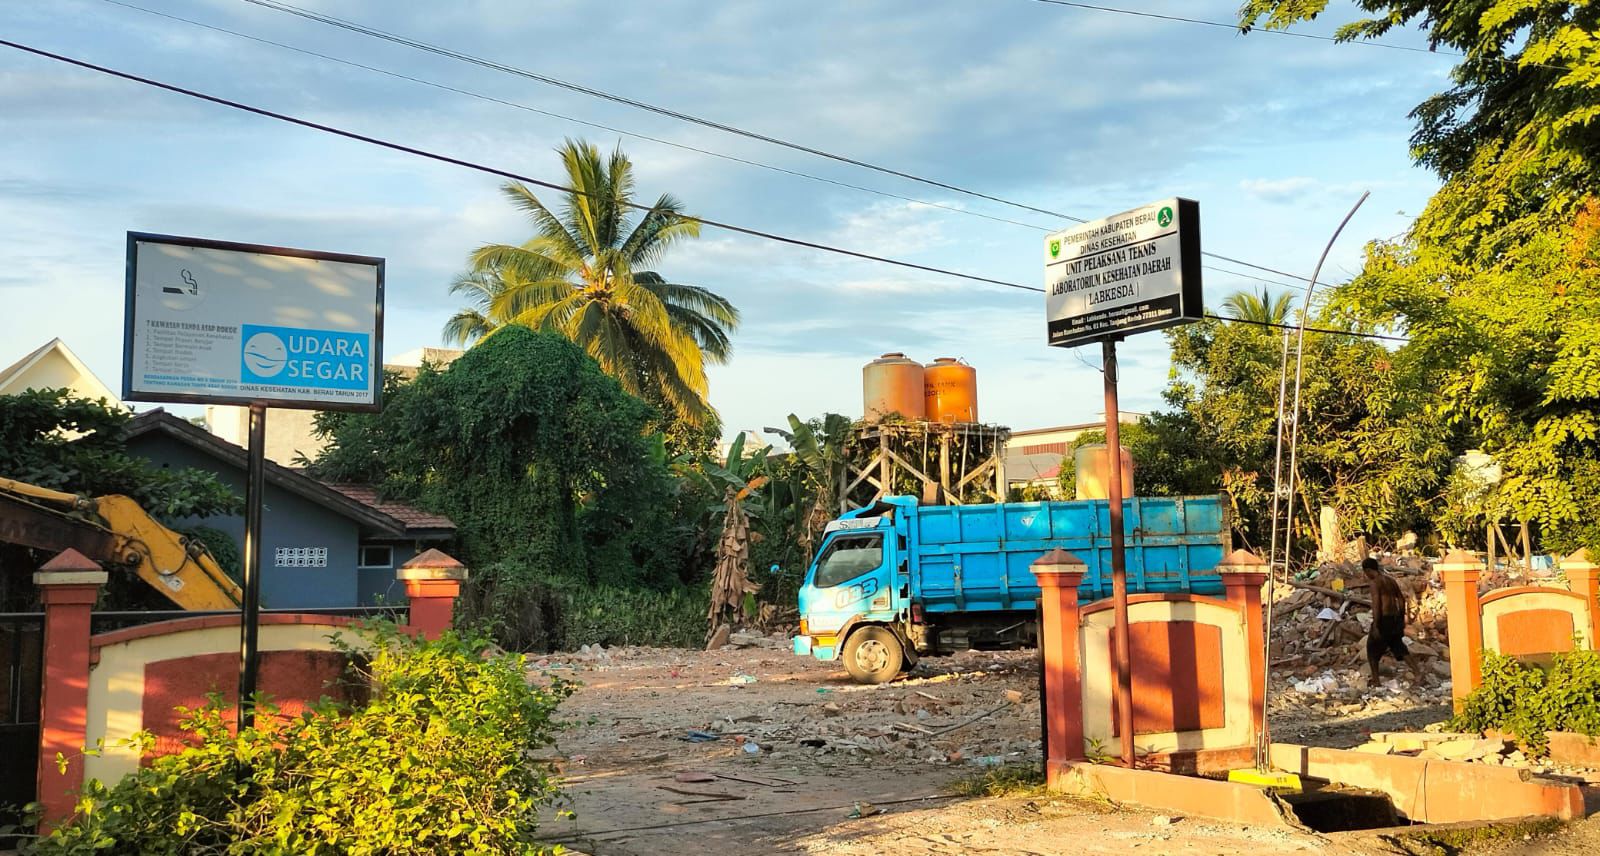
793,499,914,683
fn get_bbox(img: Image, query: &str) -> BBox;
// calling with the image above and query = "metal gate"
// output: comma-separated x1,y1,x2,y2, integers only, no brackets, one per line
1,612,43,840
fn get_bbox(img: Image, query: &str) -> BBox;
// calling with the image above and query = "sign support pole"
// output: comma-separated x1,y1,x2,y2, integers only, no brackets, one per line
238,402,266,733
1102,337,1135,768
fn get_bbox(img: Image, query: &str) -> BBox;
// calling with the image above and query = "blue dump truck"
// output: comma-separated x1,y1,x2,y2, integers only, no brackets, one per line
793,494,1232,683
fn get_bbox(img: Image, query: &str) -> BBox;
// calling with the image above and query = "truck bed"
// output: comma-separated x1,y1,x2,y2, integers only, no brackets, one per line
911,495,1229,614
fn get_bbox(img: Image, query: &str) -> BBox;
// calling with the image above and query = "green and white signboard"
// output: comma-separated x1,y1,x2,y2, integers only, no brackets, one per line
1043,197,1202,347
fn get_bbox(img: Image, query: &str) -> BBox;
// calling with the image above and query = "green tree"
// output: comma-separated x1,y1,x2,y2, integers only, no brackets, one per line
0,389,237,519
1221,287,1295,325
446,139,740,429
310,327,684,648
1241,0,1600,551
1154,315,1453,550
1332,202,1600,550
1239,0,1600,263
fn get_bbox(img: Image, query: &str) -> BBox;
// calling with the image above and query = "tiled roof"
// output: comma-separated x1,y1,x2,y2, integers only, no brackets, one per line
321,483,456,533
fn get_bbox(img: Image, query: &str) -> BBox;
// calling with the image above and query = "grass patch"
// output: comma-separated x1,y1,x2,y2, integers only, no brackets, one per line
1378,817,1565,855
947,763,1049,798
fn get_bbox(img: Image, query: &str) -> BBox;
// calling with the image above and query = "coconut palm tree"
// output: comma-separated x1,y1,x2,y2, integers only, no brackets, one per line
446,139,739,426
1221,287,1295,326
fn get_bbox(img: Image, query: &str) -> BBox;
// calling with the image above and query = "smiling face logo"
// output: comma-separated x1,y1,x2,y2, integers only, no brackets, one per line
1049,239,1061,258
242,331,287,377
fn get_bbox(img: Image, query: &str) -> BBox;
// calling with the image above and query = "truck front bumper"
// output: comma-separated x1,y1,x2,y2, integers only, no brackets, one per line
792,634,838,661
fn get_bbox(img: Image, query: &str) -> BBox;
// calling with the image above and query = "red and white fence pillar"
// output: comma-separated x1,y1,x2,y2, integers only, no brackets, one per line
1439,548,1485,706
1032,548,1087,772
399,549,467,640
33,549,106,831
1218,549,1269,745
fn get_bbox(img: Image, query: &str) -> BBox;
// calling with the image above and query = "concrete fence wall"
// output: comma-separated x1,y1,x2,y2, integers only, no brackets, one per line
1034,548,1267,777
1442,548,1600,704
31,548,467,831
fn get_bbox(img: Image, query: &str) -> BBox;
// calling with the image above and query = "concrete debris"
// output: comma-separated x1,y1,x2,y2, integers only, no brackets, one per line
1268,556,1456,721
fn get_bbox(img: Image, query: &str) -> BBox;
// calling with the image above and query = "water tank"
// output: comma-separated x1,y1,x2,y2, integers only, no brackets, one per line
924,357,978,424
1075,443,1134,499
863,353,925,422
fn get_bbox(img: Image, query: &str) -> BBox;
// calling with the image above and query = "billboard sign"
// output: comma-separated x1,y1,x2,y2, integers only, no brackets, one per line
123,233,384,411
1044,197,1201,347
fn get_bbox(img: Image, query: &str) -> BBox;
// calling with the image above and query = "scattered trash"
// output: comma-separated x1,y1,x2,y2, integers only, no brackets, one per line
743,741,762,755
675,771,717,783
816,688,833,694
800,738,826,748
848,801,883,819
1152,815,1178,827
1004,689,1024,704
971,755,1004,767
1315,607,1342,621
681,730,721,743
726,673,758,685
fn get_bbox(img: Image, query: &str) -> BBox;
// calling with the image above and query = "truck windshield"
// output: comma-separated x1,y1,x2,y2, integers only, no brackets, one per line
812,533,884,588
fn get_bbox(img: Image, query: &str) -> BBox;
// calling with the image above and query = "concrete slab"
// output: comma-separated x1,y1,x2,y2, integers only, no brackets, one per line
1269,743,1583,824
1048,761,1298,828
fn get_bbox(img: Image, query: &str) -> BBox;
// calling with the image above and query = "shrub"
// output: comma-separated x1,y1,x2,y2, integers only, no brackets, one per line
1451,648,1600,755
30,624,571,855
559,585,706,650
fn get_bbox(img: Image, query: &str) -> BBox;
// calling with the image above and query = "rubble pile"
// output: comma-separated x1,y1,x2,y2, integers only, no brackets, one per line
1350,730,1600,782
1266,558,1454,712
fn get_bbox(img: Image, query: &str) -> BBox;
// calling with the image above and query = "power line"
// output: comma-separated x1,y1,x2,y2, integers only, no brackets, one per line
0,36,1410,346
96,0,1316,295
238,0,1327,288
1202,314,1408,343
239,0,1074,221
0,37,1034,294
94,0,1057,234
93,0,1331,294
1026,0,1574,73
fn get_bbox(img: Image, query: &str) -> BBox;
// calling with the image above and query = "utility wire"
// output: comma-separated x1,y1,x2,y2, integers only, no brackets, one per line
238,0,1327,287
100,0,1315,294
0,37,1032,294
93,0,1056,233
0,37,1409,345
1201,313,1408,343
1026,0,1575,73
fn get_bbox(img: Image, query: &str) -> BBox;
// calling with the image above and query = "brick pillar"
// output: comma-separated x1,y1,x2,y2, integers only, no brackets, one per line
34,549,106,831
1439,548,1485,707
1562,548,1599,650
1031,548,1086,775
1218,549,1269,747
398,549,467,640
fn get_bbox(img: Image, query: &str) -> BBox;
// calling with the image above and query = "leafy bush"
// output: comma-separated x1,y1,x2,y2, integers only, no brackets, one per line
30,624,571,855
559,585,706,650
1451,648,1600,755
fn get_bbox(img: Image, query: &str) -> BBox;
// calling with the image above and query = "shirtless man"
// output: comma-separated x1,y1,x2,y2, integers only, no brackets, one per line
1363,558,1422,687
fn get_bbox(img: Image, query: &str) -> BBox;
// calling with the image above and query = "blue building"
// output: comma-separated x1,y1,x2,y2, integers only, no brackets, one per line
122,410,456,608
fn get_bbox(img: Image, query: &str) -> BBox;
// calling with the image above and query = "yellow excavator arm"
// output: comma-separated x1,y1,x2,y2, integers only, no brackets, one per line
0,476,243,610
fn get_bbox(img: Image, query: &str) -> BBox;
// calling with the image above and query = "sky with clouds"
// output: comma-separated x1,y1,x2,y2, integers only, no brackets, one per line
1,0,1449,439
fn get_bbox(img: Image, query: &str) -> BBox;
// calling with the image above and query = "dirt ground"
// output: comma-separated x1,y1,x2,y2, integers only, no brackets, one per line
529,642,1592,855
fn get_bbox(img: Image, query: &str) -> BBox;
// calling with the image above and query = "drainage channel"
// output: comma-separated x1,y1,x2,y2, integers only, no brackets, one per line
1279,780,1404,833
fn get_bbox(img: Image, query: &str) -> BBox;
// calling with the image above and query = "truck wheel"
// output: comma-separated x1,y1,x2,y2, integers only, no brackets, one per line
842,626,904,684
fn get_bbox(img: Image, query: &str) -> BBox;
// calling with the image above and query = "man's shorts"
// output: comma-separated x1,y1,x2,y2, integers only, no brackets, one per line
1367,613,1408,660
